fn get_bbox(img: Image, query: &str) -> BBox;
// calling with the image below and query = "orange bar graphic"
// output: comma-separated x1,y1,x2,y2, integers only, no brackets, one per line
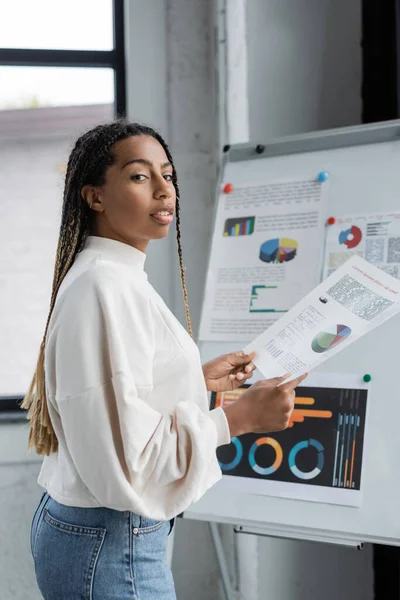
350,440,356,488
295,397,315,405
216,392,316,409
293,410,332,419
288,409,333,427
215,389,244,408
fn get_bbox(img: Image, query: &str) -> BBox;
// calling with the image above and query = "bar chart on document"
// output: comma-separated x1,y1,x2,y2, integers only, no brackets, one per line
224,216,256,237
198,178,328,342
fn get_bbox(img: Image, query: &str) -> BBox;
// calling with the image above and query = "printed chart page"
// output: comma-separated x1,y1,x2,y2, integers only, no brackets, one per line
323,212,400,279
212,373,369,506
199,178,328,341
244,256,400,381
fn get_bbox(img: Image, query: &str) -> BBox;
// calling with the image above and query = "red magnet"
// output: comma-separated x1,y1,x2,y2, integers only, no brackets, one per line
327,216,336,225
223,183,234,194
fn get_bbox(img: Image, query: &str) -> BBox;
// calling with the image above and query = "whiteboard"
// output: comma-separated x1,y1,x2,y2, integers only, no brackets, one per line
184,120,400,546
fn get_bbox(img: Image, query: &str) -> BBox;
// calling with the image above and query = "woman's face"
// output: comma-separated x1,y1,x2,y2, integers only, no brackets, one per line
82,135,176,252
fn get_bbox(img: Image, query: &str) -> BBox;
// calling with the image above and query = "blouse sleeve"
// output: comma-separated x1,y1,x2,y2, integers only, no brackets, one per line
51,266,231,520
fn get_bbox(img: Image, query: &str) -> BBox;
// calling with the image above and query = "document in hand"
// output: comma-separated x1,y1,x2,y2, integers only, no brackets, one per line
243,256,400,382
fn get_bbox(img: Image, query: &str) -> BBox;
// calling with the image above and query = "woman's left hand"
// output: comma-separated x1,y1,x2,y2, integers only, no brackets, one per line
202,351,257,392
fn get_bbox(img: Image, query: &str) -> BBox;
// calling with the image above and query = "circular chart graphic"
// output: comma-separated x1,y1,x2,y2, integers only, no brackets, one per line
288,439,324,480
260,238,298,264
248,437,283,476
338,225,362,249
311,324,351,353
219,437,243,471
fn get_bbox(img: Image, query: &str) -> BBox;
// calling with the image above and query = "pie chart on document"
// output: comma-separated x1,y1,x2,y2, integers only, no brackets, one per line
259,238,298,263
338,226,362,249
311,325,352,353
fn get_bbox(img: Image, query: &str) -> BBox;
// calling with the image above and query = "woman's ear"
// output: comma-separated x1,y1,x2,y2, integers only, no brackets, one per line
81,185,104,212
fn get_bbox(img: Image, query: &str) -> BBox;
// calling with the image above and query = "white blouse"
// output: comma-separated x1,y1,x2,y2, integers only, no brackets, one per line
38,235,231,520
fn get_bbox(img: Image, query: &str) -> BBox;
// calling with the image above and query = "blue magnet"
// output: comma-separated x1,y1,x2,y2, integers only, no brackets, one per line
317,171,329,182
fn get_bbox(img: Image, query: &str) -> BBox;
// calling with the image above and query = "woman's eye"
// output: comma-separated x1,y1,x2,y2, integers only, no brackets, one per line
164,174,173,181
131,174,147,181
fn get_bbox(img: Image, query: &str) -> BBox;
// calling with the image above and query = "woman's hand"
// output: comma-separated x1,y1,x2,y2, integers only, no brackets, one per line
202,351,257,392
223,373,309,437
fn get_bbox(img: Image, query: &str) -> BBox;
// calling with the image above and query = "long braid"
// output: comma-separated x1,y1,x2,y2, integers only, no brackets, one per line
22,121,193,455
175,197,193,338
21,137,93,454
152,132,193,338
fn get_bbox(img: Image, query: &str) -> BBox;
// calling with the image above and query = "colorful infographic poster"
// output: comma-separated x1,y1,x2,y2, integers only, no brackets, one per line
199,179,328,341
323,212,400,279
212,374,369,506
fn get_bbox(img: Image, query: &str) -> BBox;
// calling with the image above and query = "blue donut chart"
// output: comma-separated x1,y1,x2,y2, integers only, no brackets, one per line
288,439,324,480
219,437,243,471
248,437,283,476
219,437,325,478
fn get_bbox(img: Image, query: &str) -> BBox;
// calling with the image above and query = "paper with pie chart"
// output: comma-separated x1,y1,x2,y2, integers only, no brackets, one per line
311,325,352,353
243,255,400,383
198,178,328,342
323,212,400,280
212,373,368,506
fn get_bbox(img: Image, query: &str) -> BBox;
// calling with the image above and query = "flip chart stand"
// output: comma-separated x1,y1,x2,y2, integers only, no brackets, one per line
209,522,238,600
167,521,239,600
206,522,365,600
234,524,365,550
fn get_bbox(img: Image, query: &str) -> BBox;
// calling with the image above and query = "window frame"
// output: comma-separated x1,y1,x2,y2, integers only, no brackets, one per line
0,1,125,416
0,0,126,116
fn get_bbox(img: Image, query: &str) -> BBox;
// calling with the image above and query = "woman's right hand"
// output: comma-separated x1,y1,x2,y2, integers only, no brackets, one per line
222,373,308,438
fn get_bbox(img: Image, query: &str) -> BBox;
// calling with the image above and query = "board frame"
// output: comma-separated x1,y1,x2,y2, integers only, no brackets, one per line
184,119,400,547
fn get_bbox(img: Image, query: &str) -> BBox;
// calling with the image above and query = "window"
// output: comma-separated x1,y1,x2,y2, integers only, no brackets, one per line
0,0,114,51
0,1,126,411
0,0,125,116
0,66,114,110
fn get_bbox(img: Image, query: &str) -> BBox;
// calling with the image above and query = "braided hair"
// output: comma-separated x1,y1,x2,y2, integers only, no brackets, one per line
22,121,192,455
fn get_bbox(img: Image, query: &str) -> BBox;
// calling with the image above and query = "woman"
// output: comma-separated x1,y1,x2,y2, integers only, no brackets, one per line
23,121,305,599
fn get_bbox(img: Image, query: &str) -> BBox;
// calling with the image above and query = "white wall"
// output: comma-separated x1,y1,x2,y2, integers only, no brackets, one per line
0,423,43,600
258,537,373,600
0,422,41,600
247,0,362,141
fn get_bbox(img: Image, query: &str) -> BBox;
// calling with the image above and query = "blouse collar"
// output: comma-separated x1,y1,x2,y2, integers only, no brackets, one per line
81,236,146,270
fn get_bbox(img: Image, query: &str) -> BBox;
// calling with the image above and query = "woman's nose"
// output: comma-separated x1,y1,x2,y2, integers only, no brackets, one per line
155,180,172,199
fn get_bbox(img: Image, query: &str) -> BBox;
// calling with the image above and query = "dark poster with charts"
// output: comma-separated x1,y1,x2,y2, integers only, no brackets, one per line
211,383,368,506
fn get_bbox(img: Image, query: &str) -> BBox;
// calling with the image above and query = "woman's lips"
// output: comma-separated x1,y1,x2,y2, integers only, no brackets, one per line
150,212,174,225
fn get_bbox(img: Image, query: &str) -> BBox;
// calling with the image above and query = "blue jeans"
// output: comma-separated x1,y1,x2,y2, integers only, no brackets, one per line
30,493,176,599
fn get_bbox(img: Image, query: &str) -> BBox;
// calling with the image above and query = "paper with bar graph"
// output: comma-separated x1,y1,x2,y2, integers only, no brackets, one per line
211,373,368,506
199,178,328,341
